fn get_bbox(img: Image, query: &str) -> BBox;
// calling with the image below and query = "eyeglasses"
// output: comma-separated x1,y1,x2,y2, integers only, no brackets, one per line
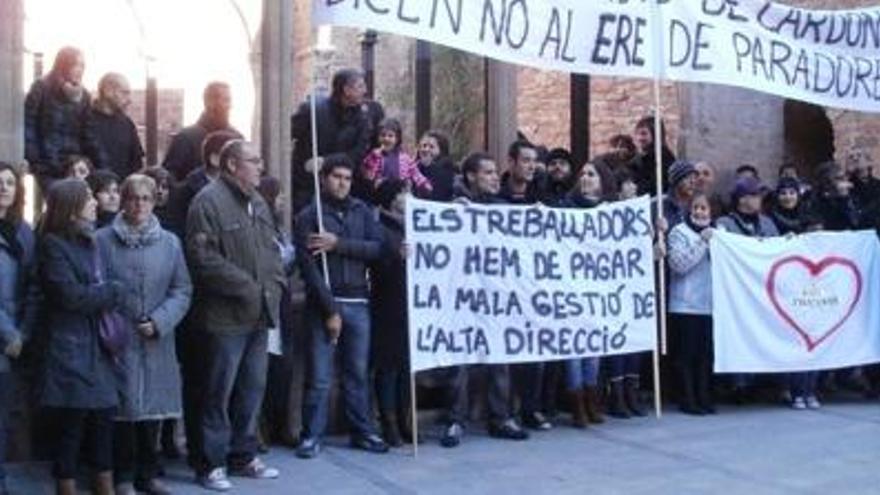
125,195,154,204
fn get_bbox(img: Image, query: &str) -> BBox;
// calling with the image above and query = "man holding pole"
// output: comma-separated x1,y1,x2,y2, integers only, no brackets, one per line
290,69,375,212
295,153,389,459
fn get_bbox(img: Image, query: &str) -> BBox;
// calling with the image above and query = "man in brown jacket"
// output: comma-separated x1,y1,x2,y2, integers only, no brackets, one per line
186,138,285,491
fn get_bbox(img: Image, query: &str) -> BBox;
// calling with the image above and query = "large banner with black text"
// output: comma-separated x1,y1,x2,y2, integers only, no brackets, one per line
711,230,880,373
314,0,880,112
405,196,657,372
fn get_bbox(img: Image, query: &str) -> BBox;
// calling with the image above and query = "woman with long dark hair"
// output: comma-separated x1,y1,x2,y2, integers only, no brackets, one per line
25,46,96,192
38,178,122,495
562,158,617,427
0,162,40,494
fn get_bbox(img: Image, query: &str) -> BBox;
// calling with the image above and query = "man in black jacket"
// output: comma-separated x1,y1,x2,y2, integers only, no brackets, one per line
440,152,530,448
163,82,240,183
290,69,377,212
88,73,144,178
294,154,388,459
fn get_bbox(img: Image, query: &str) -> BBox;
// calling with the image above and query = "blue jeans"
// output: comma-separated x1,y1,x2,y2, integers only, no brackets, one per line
790,372,819,397
0,373,9,480
302,301,376,440
200,329,269,471
513,362,544,416
565,358,599,390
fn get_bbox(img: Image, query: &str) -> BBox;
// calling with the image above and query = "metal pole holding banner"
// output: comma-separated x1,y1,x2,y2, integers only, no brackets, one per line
409,368,418,458
309,41,331,287
650,0,667,419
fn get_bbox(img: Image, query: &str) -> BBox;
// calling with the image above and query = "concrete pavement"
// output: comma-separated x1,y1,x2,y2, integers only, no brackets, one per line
7,401,879,494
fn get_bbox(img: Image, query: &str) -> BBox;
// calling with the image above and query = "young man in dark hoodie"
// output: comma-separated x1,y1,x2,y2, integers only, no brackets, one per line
440,152,530,447
295,154,389,459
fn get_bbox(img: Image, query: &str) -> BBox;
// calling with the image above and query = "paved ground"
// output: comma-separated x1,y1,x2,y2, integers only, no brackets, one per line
7,401,879,494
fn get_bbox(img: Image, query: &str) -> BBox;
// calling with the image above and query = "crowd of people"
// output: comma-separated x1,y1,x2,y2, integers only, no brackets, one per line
1,47,879,495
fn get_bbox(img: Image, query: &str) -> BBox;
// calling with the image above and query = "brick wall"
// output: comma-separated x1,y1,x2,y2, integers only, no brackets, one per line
517,69,681,160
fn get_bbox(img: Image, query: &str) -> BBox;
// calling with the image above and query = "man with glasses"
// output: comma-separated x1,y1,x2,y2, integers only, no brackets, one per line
186,138,285,491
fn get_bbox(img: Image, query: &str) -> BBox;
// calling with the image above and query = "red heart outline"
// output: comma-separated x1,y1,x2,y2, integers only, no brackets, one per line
765,256,862,352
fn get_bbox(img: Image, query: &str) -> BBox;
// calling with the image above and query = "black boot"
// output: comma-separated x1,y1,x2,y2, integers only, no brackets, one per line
679,365,704,415
696,361,716,414
161,419,181,459
607,379,631,419
397,408,417,444
380,413,404,447
624,376,646,417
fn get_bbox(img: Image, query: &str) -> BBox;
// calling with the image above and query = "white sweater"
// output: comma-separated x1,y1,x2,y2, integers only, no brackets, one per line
667,222,712,315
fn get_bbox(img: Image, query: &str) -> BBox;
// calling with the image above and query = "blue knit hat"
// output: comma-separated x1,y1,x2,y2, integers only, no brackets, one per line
668,160,697,188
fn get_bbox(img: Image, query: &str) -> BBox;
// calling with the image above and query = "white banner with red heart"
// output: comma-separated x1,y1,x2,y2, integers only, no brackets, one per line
711,230,880,373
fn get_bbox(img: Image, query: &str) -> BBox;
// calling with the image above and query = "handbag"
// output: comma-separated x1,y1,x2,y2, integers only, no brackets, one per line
92,250,130,358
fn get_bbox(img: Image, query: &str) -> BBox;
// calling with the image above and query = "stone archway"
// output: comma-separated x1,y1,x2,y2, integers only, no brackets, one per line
784,99,834,182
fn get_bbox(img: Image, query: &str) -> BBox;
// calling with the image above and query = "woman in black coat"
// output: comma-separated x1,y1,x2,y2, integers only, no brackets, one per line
38,179,122,495
809,162,861,232
414,130,456,202
370,180,411,447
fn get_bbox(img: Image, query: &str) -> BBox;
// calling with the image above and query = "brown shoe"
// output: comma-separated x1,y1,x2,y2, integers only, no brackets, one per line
56,479,77,495
583,386,606,424
567,390,588,428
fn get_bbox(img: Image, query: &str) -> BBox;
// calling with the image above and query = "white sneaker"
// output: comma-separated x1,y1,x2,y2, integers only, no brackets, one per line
791,397,807,410
200,467,233,492
806,396,822,409
229,457,280,479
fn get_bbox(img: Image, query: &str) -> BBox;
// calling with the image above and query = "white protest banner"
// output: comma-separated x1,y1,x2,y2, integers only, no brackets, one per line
405,195,657,372
313,1,880,112
711,230,880,373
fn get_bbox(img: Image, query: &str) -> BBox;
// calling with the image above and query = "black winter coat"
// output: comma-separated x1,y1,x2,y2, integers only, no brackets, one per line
165,168,211,240
417,157,457,203
627,146,676,197
290,97,374,211
810,194,861,231
370,211,407,369
24,78,96,183
161,114,240,182
88,107,144,178
39,232,121,409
